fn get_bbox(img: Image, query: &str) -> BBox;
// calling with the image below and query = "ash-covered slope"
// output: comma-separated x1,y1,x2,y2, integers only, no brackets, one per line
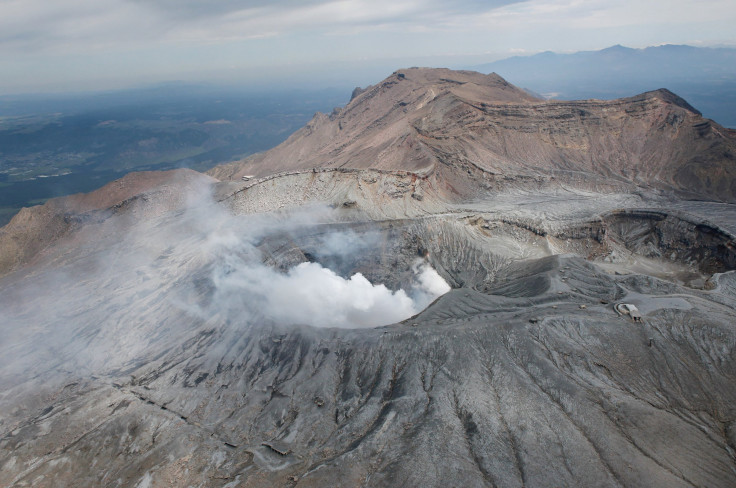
0,169,216,276
1,202,735,488
1,68,736,488
210,67,736,202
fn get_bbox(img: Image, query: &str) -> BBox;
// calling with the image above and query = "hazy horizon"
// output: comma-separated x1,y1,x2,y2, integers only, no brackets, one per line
2,0,736,96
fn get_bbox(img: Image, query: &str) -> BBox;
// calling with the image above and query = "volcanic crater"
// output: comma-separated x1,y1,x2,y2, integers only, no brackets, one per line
1,68,736,487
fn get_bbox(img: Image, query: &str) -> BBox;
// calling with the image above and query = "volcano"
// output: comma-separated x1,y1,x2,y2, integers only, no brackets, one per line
1,69,736,487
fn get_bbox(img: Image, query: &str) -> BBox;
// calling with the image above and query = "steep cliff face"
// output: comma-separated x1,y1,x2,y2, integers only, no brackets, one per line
210,68,736,202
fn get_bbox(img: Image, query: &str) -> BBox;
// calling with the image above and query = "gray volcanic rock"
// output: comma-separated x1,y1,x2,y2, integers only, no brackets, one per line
1,68,736,487
1,206,735,487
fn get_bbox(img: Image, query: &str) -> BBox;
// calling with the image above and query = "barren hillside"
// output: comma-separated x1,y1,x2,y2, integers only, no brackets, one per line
210,68,736,202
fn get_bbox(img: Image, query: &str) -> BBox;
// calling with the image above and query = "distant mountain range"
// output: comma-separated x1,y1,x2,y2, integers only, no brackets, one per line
473,44,736,128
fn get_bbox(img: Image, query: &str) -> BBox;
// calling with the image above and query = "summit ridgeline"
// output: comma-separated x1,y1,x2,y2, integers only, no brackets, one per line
210,67,736,203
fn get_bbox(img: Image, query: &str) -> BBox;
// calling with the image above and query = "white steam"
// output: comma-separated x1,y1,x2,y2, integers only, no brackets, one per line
184,199,452,329
213,258,450,329
413,259,452,298
0,187,453,409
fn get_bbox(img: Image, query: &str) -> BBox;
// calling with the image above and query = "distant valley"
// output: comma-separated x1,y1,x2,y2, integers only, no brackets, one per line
0,85,346,225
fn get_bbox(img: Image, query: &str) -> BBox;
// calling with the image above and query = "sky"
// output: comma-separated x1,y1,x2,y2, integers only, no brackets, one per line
2,0,736,94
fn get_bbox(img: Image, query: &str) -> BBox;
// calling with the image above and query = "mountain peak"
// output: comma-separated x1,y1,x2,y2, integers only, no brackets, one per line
645,88,702,115
208,67,735,203
208,68,540,180
473,44,736,127
339,68,538,116
601,44,634,52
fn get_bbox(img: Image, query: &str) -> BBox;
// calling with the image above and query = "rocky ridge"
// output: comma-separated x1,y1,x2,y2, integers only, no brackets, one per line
210,68,736,203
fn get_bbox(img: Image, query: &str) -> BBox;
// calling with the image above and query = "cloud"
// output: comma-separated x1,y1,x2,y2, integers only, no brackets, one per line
473,0,736,31
0,188,453,392
150,192,450,329
126,0,330,20
413,260,451,298
3,0,732,57
0,0,525,52
130,0,525,23
1,0,734,47
0,0,163,51
1,0,735,93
